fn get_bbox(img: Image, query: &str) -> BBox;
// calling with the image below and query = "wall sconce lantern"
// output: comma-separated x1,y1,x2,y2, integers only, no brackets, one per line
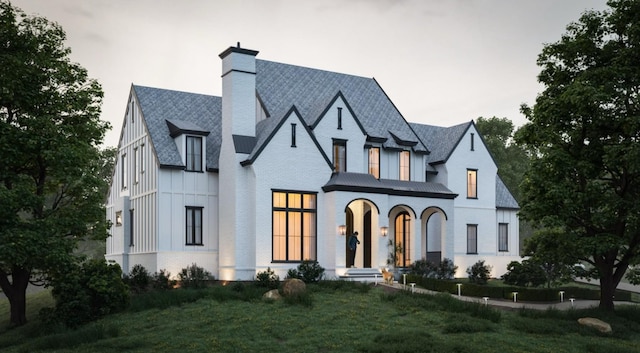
338,225,346,236
380,226,388,237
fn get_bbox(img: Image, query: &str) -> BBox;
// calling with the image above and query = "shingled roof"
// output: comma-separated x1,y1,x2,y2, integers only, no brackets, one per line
132,85,221,170
409,121,472,164
255,60,428,153
496,176,519,209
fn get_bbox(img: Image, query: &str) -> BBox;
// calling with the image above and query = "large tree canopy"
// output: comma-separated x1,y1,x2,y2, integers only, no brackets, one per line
0,1,110,325
516,0,640,310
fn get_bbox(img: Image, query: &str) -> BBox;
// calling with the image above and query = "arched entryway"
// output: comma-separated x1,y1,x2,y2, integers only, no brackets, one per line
344,199,379,268
388,205,416,269
421,207,448,264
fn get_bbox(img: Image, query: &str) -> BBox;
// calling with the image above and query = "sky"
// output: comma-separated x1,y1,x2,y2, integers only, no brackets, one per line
11,0,609,148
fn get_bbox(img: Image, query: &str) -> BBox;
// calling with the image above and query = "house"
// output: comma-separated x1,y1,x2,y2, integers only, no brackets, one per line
105,45,520,280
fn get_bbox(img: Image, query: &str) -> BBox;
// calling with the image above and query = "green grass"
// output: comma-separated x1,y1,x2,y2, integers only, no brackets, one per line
1,282,640,353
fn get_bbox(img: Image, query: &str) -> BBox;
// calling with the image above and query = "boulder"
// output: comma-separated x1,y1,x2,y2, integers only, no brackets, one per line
282,278,306,296
263,289,281,300
578,317,612,333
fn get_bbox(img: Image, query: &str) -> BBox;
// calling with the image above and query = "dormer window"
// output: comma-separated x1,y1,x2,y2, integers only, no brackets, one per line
186,136,203,172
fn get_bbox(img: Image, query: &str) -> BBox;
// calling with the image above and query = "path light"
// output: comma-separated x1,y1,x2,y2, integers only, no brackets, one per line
457,283,462,297
338,225,346,236
402,273,407,289
570,298,575,308
410,283,416,293
559,291,565,302
380,226,388,237
512,292,518,303
483,297,489,306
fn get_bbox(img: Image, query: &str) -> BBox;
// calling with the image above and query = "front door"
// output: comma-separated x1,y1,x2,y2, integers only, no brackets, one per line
364,210,371,268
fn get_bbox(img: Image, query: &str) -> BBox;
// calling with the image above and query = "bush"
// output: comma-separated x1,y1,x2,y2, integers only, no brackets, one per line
43,259,130,328
467,260,492,285
407,258,457,280
255,267,280,289
286,260,325,283
124,264,151,293
151,269,176,290
178,263,213,288
435,258,458,280
503,260,547,287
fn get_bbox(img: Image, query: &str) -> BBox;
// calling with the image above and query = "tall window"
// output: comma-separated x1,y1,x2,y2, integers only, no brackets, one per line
186,136,202,172
186,207,203,245
140,144,145,174
333,139,346,172
467,169,477,198
499,223,508,252
291,123,297,147
129,209,134,246
273,191,316,262
368,147,380,179
470,133,475,151
121,154,127,190
399,150,410,181
394,212,412,267
467,224,478,254
133,147,139,184
337,107,343,129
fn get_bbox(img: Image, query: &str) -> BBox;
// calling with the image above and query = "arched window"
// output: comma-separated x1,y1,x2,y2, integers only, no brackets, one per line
394,212,412,267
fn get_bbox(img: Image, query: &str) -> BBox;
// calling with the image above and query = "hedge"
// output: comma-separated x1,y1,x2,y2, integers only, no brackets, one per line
406,275,634,302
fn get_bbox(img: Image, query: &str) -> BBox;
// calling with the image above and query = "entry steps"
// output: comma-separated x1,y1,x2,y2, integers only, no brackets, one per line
339,268,384,283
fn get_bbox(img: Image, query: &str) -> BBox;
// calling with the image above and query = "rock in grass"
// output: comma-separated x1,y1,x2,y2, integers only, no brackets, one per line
282,278,306,296
577,317,612,333
263,289,281,300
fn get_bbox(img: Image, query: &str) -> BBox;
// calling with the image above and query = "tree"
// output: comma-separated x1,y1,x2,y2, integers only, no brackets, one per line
523,228,585,288
516,0,640,310
475,116,529,203
0,1,110,325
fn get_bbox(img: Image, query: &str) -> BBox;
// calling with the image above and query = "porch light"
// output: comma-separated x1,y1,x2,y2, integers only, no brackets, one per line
380,226,388,237
338,225,346,236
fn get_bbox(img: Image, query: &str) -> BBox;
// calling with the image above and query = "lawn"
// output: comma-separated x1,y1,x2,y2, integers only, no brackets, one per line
1,282,640,353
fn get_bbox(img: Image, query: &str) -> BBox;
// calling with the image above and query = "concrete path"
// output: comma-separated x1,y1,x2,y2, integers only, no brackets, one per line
381,282,639,310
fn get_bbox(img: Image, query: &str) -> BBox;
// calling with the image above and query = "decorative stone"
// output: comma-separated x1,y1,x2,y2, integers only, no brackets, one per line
263,289,281,300
282,278,306,296
578,317,612,333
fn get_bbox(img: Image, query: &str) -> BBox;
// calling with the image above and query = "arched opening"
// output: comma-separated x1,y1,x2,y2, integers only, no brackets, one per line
344,199,378,268
421,207,448,264
394,211,412,267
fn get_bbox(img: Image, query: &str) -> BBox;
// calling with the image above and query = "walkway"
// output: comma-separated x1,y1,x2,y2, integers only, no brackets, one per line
381,282,639,310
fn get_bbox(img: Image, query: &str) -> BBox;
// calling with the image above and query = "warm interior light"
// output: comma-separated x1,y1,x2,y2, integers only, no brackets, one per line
338,225,346,236
380,226,388,237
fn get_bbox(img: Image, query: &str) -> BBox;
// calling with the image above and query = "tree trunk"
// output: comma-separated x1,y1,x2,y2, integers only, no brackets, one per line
0,267,30,326
599,275,616,311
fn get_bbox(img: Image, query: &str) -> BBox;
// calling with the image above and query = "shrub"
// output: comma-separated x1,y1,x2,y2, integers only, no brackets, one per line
467,260,492,285
255,267,280,289
124,264,151,293
408,258,437,277
408,258,458,280
286,260,325,283
43,259,130,328
503,260,546,287
178,263,213,288
435,258,458,280
151,269,176,290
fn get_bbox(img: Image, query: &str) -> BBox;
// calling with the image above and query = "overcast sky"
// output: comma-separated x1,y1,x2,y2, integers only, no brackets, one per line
12,0,609,148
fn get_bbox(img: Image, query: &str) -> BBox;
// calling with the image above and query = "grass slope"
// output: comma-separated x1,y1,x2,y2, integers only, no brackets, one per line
1,282,639,353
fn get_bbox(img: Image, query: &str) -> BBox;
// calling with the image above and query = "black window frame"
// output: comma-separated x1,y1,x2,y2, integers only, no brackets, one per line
399,150,410,181
332,139,347,172
185,206,204,246
272,190,317,262
467,224,478,254
368,146,380,179
498,223,509,252
186,136,203,172
467,169,478,199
